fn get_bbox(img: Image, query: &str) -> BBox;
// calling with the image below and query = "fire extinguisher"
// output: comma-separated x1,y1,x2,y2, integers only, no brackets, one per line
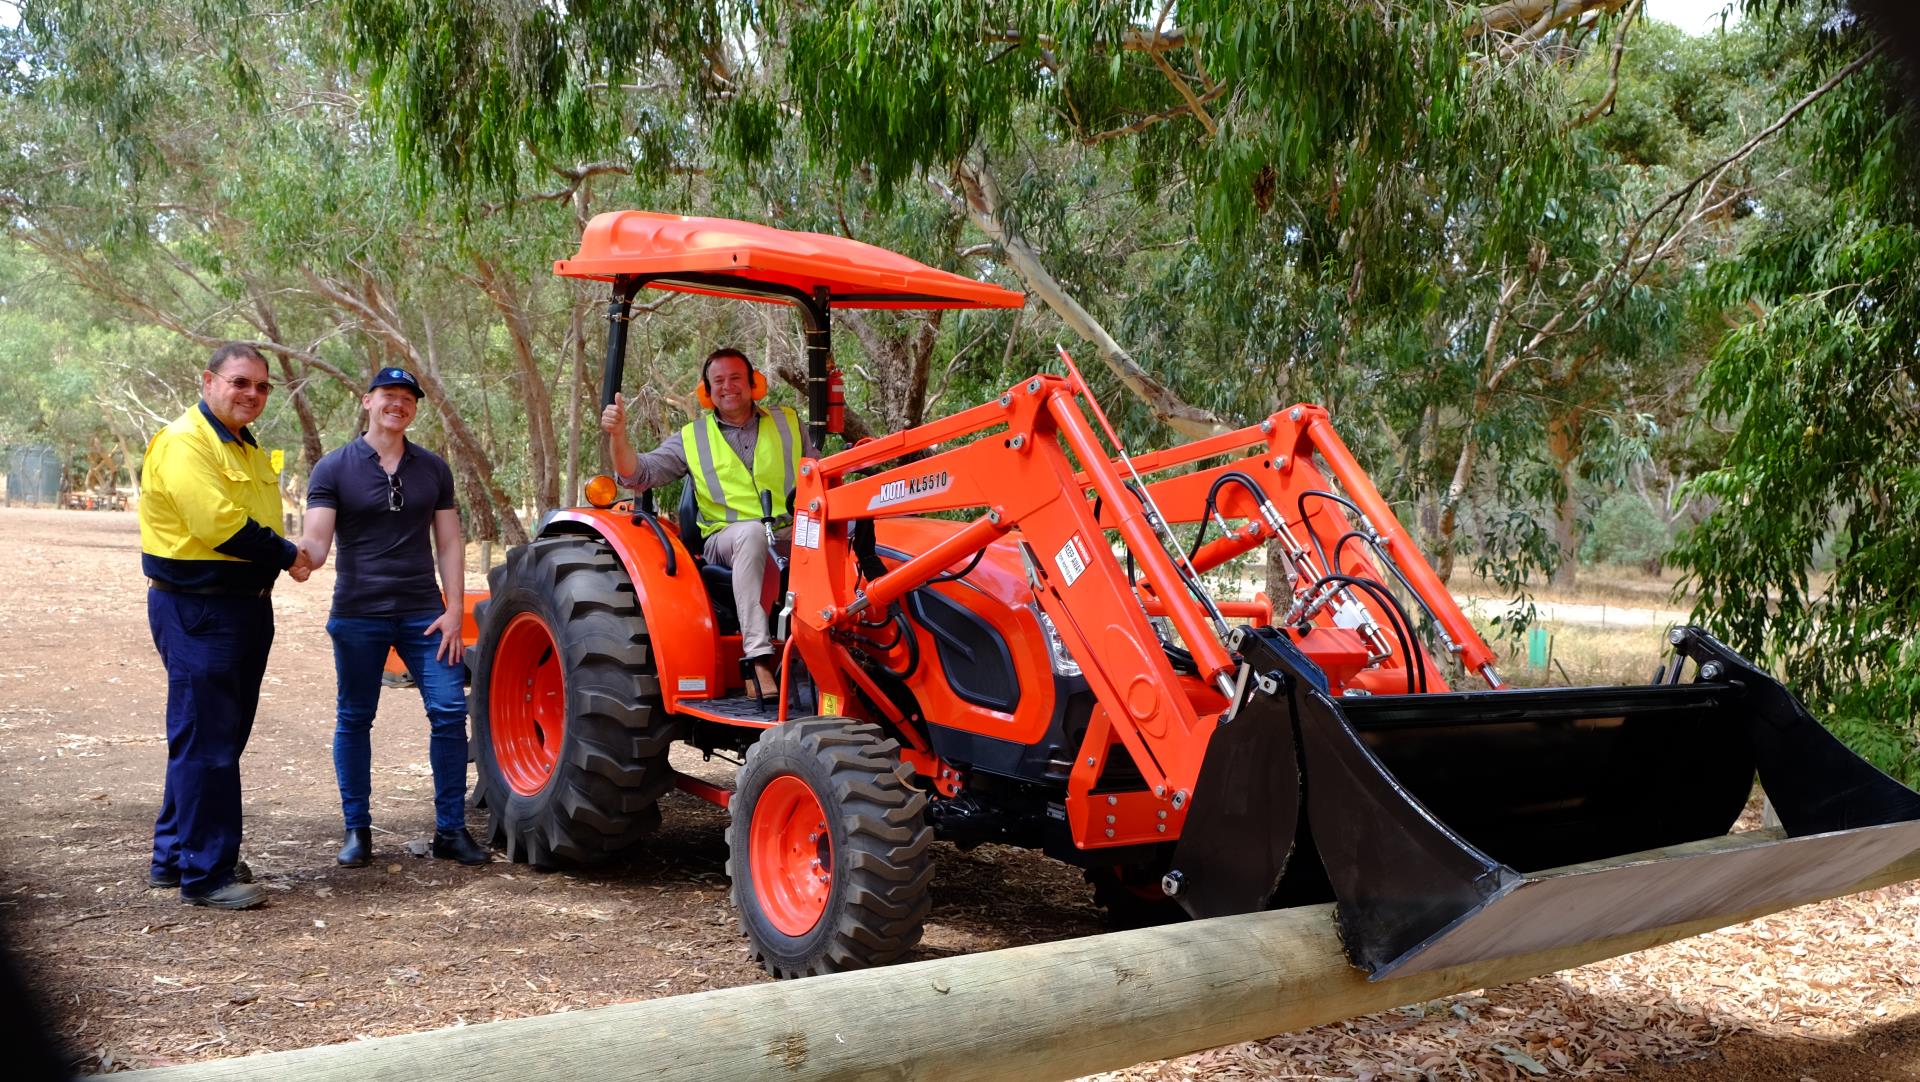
827,363,847,436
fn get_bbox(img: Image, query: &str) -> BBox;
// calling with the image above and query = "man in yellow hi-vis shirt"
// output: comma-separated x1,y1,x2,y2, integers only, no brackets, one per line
600,347,815,694
139,344,314,910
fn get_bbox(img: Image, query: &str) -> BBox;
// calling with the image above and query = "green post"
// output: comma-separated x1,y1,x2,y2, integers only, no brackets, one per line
1526,626,1551,670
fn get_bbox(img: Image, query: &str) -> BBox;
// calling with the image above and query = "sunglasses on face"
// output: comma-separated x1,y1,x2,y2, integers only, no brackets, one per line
220,374,274,394
386,471,404,512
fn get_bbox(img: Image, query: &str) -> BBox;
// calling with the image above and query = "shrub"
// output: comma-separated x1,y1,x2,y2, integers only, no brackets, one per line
1581,492,1670,570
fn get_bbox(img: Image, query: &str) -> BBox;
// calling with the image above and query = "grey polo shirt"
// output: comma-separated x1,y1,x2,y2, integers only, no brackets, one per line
616,407,819,492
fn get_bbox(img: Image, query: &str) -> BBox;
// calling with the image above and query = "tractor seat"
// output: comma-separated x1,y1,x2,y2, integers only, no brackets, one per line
677,483,741,635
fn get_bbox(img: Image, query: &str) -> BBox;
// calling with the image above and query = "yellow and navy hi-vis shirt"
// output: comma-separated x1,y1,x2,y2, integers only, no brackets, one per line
138,402,296,592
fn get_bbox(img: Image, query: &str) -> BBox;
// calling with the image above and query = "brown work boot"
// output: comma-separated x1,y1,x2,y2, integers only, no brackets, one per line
181,880,266,910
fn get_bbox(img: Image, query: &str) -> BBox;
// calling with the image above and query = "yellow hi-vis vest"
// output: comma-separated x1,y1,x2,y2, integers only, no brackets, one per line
680,406,801,535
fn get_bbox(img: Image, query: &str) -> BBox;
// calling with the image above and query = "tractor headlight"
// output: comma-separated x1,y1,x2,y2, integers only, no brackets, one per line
1035,609,1082,677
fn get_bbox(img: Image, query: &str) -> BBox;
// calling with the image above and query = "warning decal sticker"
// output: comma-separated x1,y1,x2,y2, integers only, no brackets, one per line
1053,534,1090,586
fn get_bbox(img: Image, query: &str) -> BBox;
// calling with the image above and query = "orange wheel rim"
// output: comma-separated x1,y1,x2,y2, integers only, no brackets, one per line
490,612,566,797
750,774,831,936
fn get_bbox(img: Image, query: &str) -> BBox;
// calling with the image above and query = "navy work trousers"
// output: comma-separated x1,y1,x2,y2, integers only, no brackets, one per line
148,589,274,897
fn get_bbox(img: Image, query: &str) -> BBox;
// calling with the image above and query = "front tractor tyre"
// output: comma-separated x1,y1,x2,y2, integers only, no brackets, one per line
470,536,679,868
726,719,934,978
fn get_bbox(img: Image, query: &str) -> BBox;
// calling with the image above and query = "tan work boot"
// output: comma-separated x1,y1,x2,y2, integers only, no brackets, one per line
751,658,779,699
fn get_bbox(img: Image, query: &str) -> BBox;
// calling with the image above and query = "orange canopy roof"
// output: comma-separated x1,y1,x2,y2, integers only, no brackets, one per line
554,211,1025,311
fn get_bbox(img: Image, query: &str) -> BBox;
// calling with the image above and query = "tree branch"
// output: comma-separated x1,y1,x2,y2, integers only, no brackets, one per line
936,157,1232,438
12,233,361,392
1083,81,1229,145
482,158,702,217
982,27,1188,55
1147,50,1217,137
1619,41,1885,292
1569,0,1641,129
1464,0,1628,40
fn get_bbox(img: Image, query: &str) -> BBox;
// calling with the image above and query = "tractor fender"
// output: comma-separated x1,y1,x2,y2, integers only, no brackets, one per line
540,508,722,710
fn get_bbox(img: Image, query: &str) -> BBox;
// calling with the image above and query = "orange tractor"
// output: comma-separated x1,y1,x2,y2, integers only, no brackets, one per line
468,212,1920,980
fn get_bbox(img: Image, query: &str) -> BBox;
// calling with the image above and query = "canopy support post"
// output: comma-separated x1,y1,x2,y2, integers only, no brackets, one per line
801,288,832,451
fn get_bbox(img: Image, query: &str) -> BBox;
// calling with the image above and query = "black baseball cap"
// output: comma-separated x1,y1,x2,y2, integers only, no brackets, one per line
368,367,424,398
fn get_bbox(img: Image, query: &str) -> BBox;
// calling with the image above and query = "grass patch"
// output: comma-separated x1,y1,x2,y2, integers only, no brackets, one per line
1490,622,1672,688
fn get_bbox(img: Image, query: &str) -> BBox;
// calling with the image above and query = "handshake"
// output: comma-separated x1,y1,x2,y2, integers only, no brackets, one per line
287,539,324,583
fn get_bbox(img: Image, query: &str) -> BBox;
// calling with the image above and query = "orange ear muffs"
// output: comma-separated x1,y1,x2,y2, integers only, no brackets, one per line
695,368,769,409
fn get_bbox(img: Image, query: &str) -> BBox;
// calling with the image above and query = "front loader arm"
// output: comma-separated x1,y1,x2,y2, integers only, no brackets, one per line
789,374,1238,806
1090,404,1502,690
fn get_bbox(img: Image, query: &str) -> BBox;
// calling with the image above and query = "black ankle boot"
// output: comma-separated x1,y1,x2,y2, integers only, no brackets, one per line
337,828,372,867
431,828,490,866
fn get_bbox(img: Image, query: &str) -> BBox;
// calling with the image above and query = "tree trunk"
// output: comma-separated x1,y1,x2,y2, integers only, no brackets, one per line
249,295,327,473
1431,275,1526,583
839,309,946,433
106,841,1920,1082
442,435,501,544
416,309,529,547
1546,409,1582,590
472,255,562,515
566,293,588,506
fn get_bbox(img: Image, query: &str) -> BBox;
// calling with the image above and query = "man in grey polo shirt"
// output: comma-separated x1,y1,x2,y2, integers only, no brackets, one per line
600,347,816,693
300,367,488,869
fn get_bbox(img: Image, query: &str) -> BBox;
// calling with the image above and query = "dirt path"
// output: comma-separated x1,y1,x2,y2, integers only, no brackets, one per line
0,508,1105,1071
0,506,1913,1078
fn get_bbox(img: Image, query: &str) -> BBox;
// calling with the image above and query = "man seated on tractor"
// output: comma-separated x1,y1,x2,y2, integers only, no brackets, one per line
600,347,815,693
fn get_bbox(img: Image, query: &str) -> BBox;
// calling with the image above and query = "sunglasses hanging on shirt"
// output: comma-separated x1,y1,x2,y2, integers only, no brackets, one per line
386,471,404,512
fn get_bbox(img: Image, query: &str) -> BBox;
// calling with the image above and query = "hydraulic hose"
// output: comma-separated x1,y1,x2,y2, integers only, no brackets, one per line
1187,471,1273,564
1334,529,1450,659
1298,489,1368,575
927,547,987,585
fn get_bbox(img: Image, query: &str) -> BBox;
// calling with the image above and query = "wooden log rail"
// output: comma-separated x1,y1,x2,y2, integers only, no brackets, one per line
119,840,1920,1082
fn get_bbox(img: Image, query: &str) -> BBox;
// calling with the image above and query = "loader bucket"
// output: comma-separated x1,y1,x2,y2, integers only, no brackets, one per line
1172,626,1920,981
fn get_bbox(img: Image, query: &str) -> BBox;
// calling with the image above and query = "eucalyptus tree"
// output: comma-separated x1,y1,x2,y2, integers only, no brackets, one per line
0,0,645,541
1669,0,1920,783
0,242,191,493
339,1,1684,591
0,2,363,473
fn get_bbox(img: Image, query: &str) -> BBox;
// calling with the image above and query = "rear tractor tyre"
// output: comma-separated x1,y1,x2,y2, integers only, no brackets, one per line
726,719,934,978
469,536,679,868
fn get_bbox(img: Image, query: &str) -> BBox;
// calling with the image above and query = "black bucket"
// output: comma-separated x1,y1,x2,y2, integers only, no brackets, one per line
1170,626,1920,980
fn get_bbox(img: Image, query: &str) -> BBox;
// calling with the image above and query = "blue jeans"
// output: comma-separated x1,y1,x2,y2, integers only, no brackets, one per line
326,612,470,832
150,590,274,896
